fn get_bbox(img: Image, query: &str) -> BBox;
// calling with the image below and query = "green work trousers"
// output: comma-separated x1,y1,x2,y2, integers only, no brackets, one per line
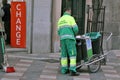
0,35,5,69
60,39,77,74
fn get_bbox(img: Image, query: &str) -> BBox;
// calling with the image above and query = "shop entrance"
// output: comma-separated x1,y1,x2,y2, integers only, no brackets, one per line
3,0,27,52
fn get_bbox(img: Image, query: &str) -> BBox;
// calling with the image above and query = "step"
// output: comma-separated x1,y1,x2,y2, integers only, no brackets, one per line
5,48,28,53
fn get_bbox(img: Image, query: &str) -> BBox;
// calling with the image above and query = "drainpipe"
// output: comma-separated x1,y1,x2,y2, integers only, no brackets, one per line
51,0,54,52
30,0,34,53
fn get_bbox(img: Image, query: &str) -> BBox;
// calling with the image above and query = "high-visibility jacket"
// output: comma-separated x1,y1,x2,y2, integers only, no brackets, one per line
57,13,79,40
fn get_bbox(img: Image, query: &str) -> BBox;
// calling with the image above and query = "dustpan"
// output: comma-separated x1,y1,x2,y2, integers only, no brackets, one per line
2,54,15,73
0,25,15,73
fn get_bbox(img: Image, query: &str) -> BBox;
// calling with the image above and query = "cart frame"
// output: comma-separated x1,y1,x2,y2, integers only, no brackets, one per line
76,31,112,73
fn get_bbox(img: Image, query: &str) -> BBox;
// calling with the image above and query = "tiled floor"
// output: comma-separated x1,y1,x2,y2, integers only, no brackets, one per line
0,50,120,80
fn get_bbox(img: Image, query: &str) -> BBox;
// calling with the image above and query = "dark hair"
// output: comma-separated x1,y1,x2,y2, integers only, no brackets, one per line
64,7,71,12
2,0,7,5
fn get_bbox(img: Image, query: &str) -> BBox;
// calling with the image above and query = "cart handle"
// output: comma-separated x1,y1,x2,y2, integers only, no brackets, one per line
100,31,113,54
100,31,112,41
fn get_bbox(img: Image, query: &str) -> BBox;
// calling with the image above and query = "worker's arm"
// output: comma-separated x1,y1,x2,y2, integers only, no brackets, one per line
71,17,79,35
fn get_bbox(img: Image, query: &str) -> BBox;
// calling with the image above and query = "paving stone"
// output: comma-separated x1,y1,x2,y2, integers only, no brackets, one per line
73,77,90,80
39,78,57,80
1,78,20,80
104,74,120,78
19,60,33,63
40,74,57,79
15,67,28,72
16,63,31,67
46,63,59,67
101,65,114,70
103,69,117,73
42,69,58,74
4,72,24,77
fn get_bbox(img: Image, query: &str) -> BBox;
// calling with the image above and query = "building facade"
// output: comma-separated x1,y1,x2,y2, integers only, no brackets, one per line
103,0,120,50
27,0,92,53
3,0,119,54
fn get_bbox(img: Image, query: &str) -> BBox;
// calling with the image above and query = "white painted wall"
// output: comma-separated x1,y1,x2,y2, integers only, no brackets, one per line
32,0,52,53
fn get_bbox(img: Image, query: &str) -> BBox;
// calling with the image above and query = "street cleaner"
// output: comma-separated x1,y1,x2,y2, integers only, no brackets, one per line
57,7,79,76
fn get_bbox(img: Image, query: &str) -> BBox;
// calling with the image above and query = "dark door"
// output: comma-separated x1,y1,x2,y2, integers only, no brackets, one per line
61,0,86,35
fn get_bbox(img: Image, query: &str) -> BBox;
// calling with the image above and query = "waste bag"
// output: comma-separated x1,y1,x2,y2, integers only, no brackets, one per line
85,32,101,54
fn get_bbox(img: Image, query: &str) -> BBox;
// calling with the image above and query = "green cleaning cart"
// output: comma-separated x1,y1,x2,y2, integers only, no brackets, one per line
76,32,112,73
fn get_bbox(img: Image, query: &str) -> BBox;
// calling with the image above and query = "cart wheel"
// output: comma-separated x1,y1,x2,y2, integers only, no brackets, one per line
88,54,101,73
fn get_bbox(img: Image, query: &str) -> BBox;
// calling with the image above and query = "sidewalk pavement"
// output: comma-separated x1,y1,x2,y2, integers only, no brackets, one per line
0,50,120,80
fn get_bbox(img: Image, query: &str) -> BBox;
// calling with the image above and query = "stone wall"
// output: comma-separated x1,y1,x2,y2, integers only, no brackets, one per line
32,0,52,53
103,0,120,49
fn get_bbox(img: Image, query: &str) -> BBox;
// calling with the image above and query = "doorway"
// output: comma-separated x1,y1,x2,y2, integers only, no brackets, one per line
61,0,86,35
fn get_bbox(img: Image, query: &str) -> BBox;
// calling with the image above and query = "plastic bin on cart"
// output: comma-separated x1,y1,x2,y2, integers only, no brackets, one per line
76,36,93,62
76,38,83,62
85,32,101,54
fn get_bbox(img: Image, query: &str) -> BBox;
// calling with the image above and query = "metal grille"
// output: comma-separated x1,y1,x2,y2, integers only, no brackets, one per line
86,6,106,33
86,4,106,64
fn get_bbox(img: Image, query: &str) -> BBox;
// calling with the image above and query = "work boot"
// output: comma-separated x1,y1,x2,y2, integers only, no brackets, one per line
61,69,69,74
70,71,79,76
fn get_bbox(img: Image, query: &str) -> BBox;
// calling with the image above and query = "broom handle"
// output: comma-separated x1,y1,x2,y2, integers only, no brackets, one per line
0,28,8,65
1,30,5,51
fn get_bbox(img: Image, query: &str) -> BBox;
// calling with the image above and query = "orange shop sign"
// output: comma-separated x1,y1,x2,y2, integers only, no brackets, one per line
11,1,26,48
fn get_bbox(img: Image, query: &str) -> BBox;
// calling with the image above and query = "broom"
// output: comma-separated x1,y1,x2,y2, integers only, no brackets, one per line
2,54,15,73
0,24,15,73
